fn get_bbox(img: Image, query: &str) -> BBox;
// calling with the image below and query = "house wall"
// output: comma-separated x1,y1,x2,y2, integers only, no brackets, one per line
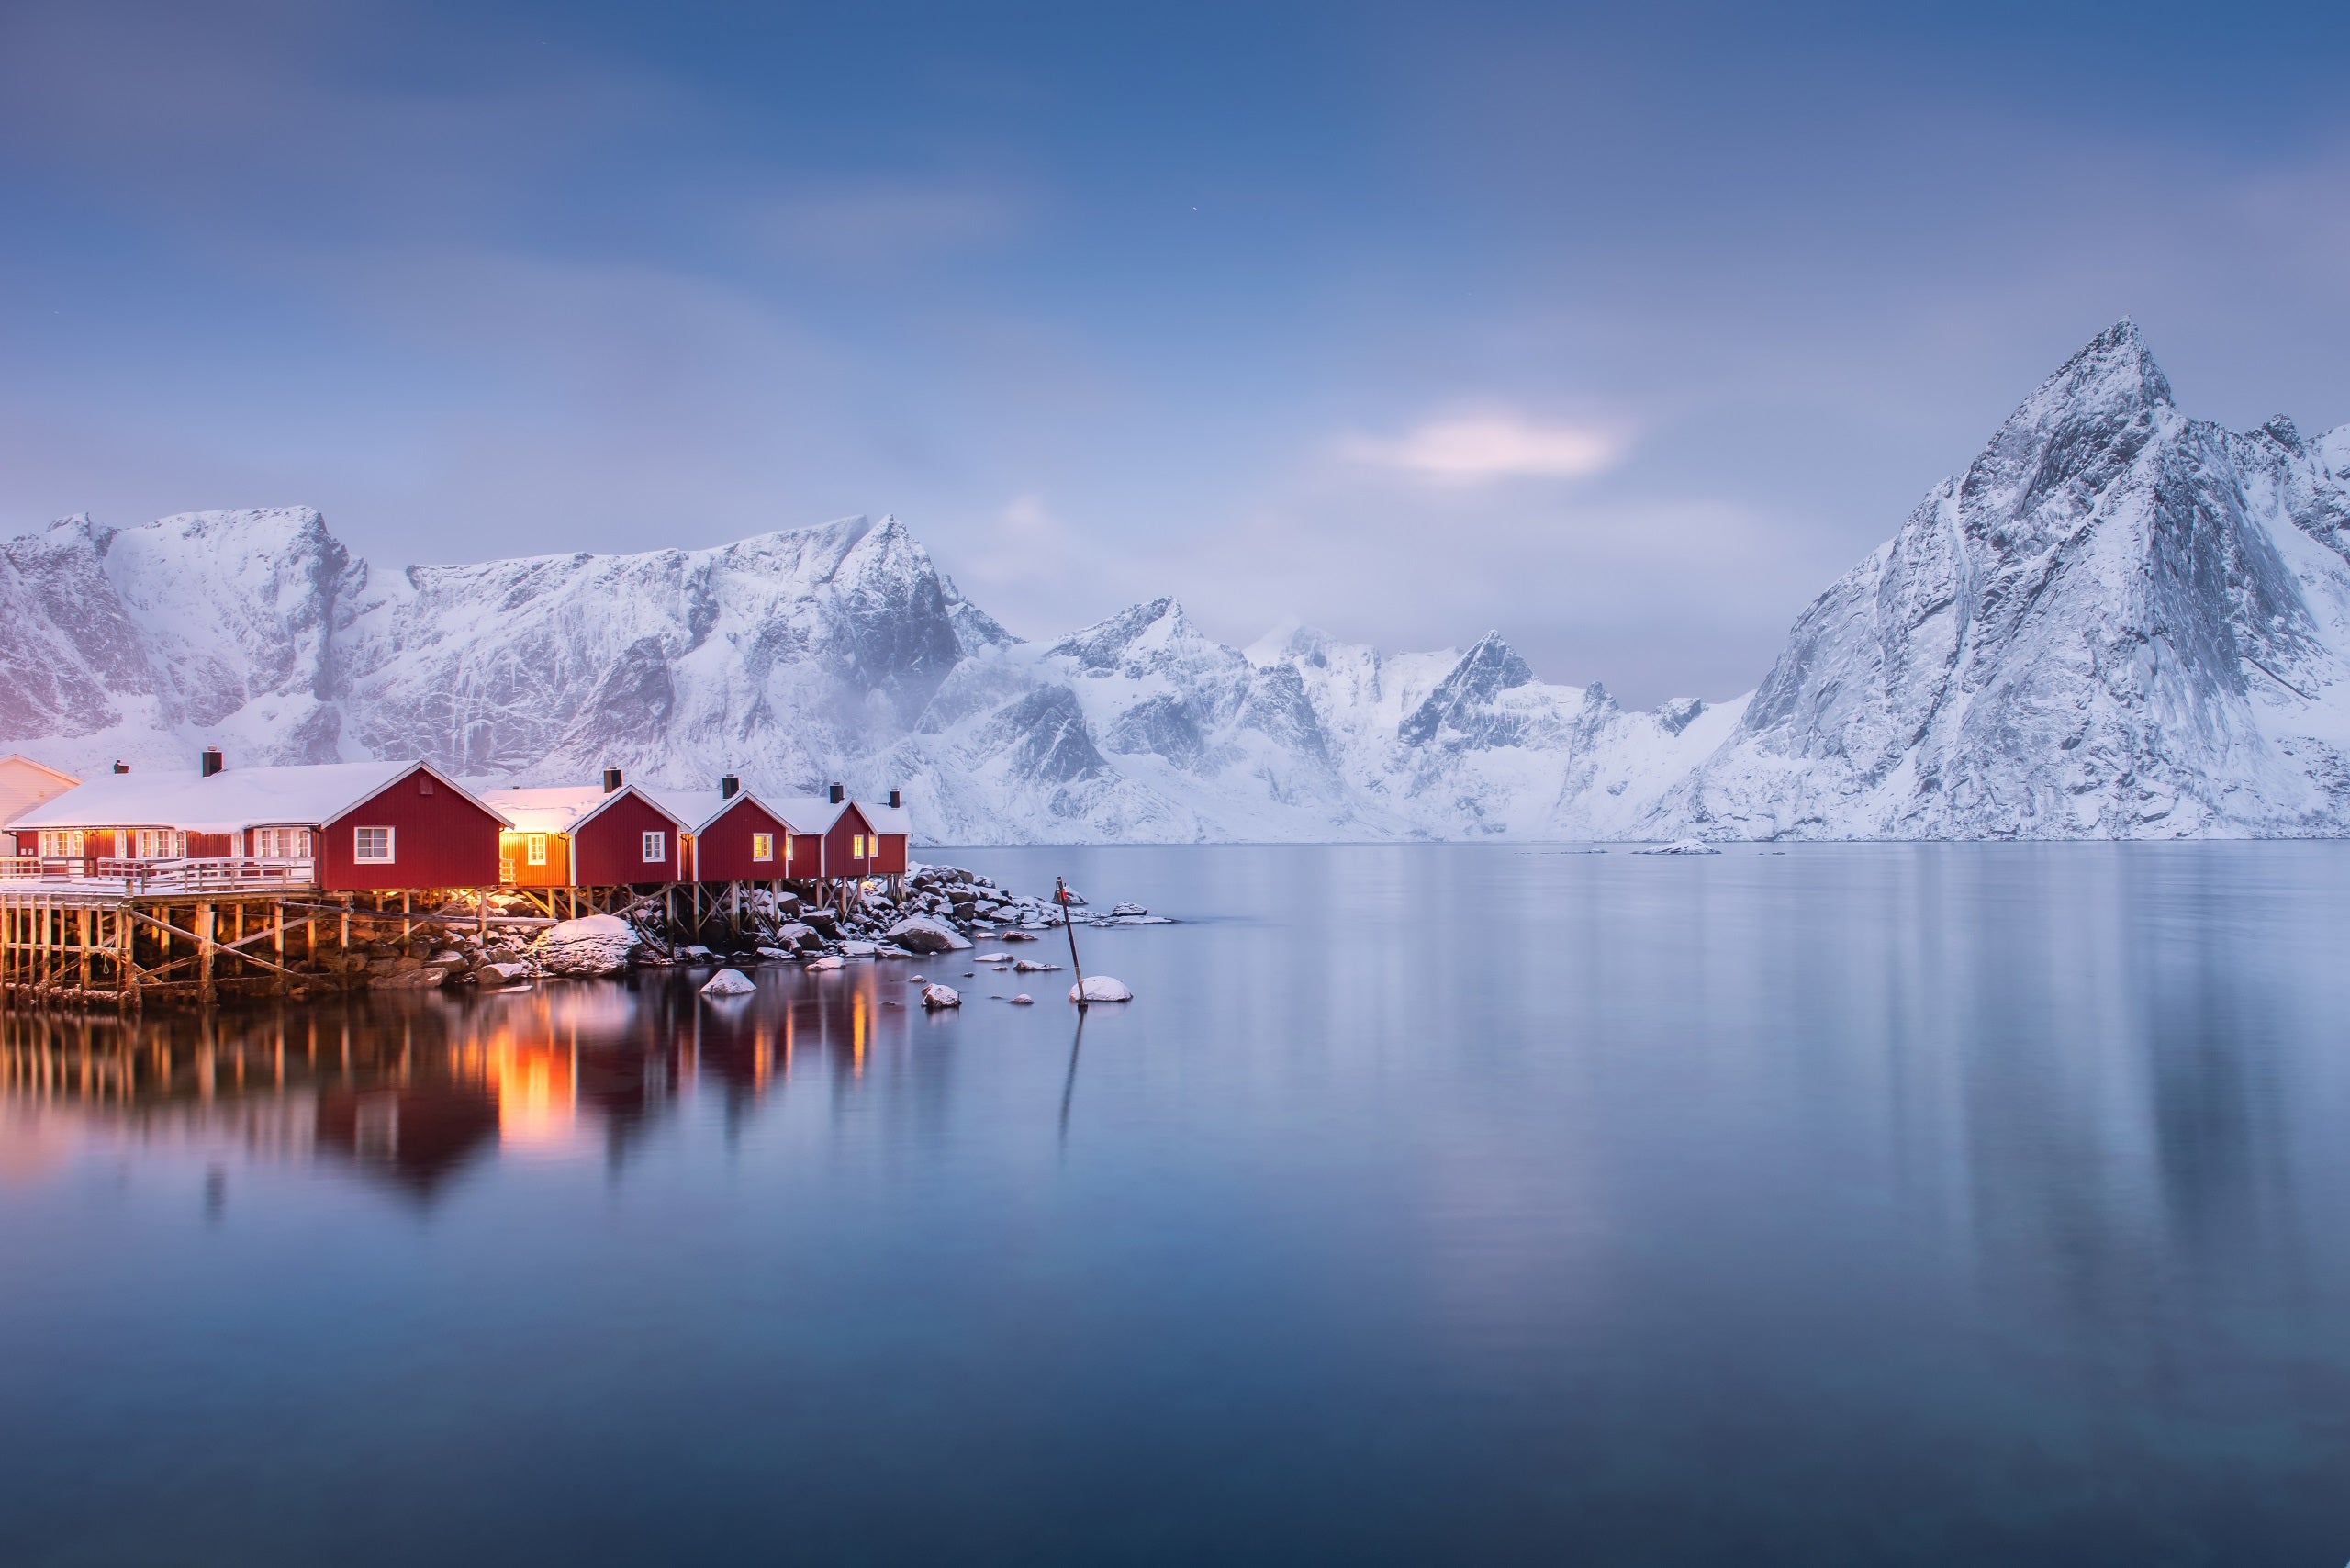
822,803,880,881
318,770,503,892
498,830,574,888
690,798,791,882
571,791,684,887
781,818,827,879
870,832,909,875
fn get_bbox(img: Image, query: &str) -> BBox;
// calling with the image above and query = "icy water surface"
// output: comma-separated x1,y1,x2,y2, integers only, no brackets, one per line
6,844,2350,1565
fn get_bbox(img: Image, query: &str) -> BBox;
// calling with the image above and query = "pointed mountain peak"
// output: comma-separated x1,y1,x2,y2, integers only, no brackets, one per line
2033,318,2174,415
1455,631,1533,690
1047,597,1185,671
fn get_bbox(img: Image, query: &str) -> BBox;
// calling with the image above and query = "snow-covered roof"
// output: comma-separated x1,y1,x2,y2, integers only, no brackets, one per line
640,788,797,834
860,801,912,834
13,760,508,834
766,795,848,833
476,782,685,836
0,755,82,826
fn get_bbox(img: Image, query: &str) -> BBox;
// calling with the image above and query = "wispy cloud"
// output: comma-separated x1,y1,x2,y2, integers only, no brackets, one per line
1341,412,1630,482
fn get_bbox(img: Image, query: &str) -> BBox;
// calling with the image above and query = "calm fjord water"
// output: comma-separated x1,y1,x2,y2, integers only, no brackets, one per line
6,844,2350,1565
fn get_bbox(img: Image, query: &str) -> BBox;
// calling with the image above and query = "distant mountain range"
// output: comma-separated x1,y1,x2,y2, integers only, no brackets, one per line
7,321,2349,840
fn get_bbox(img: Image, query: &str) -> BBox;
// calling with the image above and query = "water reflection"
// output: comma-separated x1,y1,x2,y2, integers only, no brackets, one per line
0,963,928,1202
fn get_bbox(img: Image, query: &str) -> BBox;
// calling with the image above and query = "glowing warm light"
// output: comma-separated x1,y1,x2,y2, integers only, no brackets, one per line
485,1031,579,1150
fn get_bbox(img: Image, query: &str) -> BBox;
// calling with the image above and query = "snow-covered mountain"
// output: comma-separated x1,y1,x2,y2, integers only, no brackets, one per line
1658,320,2350,837
8,321,2349,840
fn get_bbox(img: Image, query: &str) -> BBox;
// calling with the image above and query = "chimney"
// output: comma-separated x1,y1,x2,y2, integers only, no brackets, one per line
200,747,223,778
602,767,622,794
828,781,845,804
888,788,901,809
113,760,130,775
721,774,740,800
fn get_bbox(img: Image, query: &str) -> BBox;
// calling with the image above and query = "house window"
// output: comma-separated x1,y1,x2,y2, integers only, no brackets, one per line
642,830,666,862
354,826,395,862
68,830,85,857
526,834,548,866
417,776,434,795
752,833,773,862
851,833,867,858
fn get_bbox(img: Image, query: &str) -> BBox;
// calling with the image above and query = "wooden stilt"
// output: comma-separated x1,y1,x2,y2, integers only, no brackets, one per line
196,901,216,1005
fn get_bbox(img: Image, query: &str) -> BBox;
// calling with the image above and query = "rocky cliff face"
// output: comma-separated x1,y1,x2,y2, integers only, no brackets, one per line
1657,321,2350,838
8,323,2348,840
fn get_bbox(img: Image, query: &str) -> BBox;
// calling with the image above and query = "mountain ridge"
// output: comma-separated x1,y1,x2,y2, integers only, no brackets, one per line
9,322,2350,841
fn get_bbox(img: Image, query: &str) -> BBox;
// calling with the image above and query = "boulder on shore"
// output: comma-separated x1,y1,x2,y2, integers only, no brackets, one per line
699,969,757,998
887,915,973,954
535,914,638,977
1070,975,1134,1002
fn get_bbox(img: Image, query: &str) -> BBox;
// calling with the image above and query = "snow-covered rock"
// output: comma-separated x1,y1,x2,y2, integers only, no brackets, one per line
804,955,844,973
1070,975,1133,1002
534,914,636,977
1008,993,1034,1004
1632,839,1721,856
921,983,961,1008
1012,958,1061,973
472,960,532,986
699,968,756,997
886,915,971,953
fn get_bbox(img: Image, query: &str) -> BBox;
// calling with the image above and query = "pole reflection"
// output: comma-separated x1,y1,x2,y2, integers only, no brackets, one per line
0,965,922,1203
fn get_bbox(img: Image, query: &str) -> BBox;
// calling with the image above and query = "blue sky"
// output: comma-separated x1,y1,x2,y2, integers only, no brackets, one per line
6,0,2350,703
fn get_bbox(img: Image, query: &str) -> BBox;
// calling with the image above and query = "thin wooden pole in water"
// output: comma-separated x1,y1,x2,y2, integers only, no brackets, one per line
1057,876,1087,1010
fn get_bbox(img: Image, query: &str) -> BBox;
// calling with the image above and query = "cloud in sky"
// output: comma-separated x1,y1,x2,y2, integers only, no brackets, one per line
1341,412,1628,483
6,0,2350,706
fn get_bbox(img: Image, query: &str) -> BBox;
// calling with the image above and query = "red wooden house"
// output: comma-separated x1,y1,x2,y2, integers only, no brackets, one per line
648,778,796,882
8,756,509,892
767,786,912,879
478,771,688,889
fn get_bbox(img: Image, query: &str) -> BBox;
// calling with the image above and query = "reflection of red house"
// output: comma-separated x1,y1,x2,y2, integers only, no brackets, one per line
316,1084,501,1199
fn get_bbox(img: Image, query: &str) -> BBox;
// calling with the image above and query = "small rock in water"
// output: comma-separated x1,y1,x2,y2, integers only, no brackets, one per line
922,983,961,1009
1013,958,1061,973
1633,839,1721,856
886,915,973,954
974,952,1012,962
1001,931,1041,942
1008,993,1034,1005
1110,902,1147,917
699,968,756,998
804,955,845,972
1069,975,1134,1002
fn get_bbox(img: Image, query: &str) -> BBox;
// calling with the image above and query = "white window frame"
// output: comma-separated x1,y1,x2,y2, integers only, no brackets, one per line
526,833,548,867
642,829,666,863
354,826,396,863
751,832,773,863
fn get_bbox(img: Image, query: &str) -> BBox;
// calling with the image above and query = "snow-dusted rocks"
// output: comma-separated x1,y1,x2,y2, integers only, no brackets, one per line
804,955,844,973
535,914,637,977
1632,839,1721,856
1008,993,1034,1004
921,983,961,1009
886,914,972,953
699,969,757,997
1012,958,1060,973
1070,976,1133,1002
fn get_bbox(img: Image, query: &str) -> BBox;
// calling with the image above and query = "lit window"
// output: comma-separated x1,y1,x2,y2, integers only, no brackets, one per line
752,833,773,862
642,830,666,862
526,834,547,866
852,834,866,858
354,826,395,862
69,830,84,857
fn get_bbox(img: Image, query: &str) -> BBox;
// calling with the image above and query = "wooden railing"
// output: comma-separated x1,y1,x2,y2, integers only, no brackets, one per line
0,857,318,892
